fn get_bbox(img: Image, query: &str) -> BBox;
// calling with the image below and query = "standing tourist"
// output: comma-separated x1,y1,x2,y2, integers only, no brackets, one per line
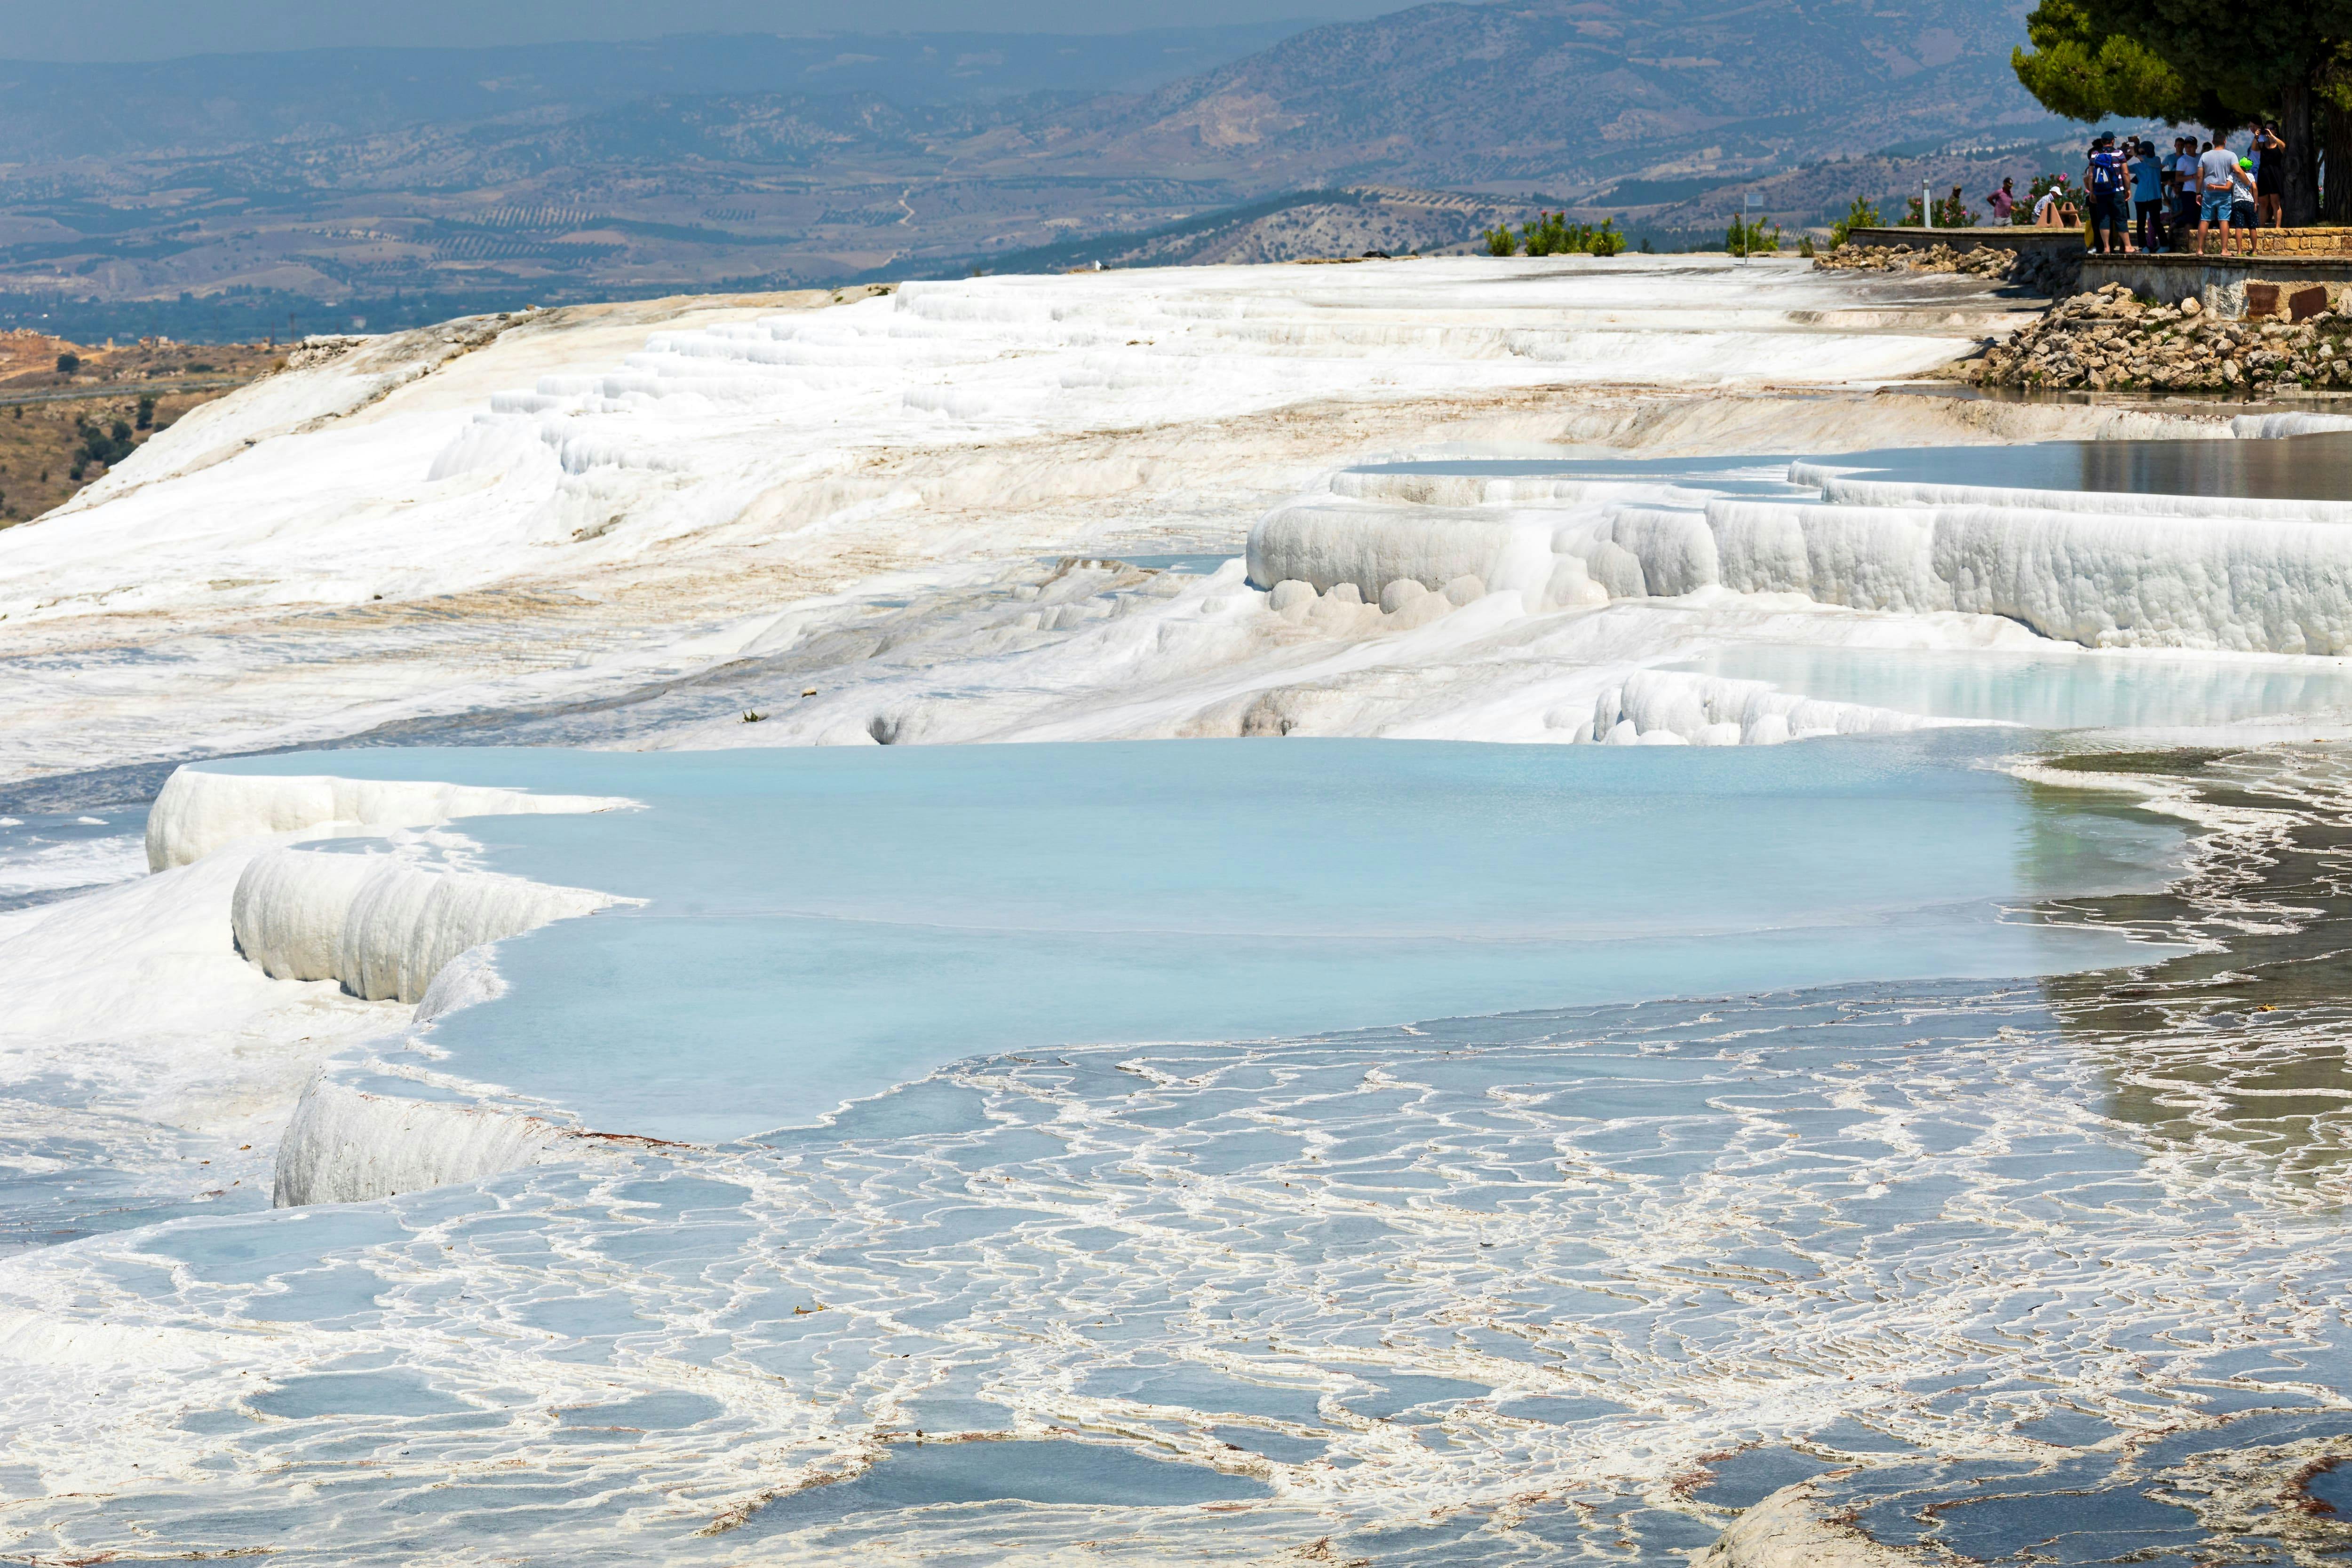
2233,154,2261,233
2253,123,2286,227
1986,176,2019,223
2130,137,2168,251
2172,137,2201,236
2083,134,2132,253
2198,135,2245,254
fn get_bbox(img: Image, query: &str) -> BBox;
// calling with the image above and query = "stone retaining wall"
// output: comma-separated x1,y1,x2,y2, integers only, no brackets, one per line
2079,253,2352,318
2254,227,2352,254
1815,239,2078,296
1843,226,2085,255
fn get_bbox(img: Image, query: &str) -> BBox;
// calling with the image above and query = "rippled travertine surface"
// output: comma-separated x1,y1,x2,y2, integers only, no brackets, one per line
8,747,2352,1564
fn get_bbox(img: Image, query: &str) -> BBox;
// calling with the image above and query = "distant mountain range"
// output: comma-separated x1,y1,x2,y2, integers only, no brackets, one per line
970,0,2053,194
0,29,1310,156
0,1,2078,340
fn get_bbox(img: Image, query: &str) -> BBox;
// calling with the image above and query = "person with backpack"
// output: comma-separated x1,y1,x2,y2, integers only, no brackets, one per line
2082,134,2131,253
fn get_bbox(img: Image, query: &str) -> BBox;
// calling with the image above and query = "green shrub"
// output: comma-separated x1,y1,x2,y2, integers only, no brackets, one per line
1482,224,1518,256
1828,198,1881,247
1725,215,1781,255
74,416,135,469
1518,212,1627,257
1798,233,1817,258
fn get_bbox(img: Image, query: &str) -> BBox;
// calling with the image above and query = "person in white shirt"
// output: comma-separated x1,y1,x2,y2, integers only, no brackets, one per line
2034,181,2071,226
2172,139,2201,234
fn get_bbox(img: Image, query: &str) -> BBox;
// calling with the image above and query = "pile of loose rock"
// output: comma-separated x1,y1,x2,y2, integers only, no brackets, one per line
282,335,368,371
1966,281,2352,393
1813,240,2081,297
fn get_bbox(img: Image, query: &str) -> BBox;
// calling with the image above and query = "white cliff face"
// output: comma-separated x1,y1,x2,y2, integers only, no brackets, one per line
231,847,624,1004
0,841,404,1201
145,766,634,871
270,1076,578,1207
1581,669,1951,745
0,763,636,1217
1250,467,2352,669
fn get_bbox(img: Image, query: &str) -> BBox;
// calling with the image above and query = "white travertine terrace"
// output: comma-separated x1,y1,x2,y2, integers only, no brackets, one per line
146,767,634,871
11,259,2352,1565
1253,476,2352,658
272,1075,578,1207
230,846,623,1004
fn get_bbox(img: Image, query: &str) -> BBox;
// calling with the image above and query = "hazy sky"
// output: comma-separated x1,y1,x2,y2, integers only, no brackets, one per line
0,0,1399,60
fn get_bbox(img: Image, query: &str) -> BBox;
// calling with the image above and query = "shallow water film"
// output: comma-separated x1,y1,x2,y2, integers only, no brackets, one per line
12,966,2352,1564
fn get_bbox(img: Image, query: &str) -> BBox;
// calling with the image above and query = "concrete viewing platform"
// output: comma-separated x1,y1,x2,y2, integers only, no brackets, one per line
1842,223,2352,318
1844,225,2084,255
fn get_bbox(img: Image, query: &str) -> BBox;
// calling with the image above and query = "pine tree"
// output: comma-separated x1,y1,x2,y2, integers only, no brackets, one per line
2011,0,2352,223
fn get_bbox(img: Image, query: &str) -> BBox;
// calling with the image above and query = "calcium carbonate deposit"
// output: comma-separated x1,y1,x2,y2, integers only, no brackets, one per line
10,255,2352,1566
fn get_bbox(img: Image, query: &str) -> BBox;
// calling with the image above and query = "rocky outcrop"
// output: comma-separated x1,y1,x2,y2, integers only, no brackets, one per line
1695,1481,1919,1568
1967,281,2352,394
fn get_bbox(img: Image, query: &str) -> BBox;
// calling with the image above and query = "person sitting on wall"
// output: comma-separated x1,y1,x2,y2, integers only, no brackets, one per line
2034,177,2076,226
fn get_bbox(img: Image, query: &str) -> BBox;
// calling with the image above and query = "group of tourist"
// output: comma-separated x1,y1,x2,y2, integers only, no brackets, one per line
1975,127,2286,256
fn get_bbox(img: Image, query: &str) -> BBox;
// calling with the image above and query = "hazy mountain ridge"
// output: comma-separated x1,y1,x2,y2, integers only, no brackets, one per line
0,27,1304,158
0,1,2071,338
965,0,2047,191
